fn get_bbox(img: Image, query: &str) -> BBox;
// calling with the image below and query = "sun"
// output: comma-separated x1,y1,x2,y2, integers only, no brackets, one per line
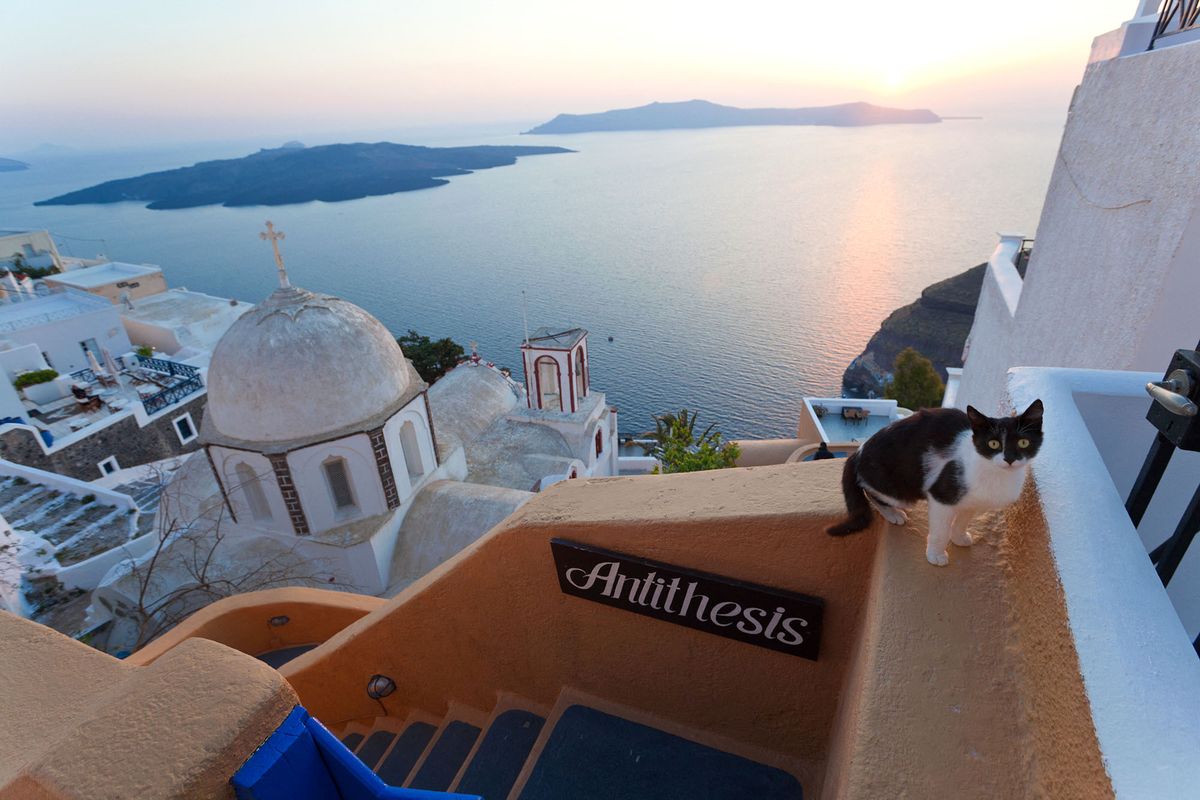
882,69,907,90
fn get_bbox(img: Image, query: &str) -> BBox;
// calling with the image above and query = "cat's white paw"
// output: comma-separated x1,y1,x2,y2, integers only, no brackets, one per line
950,530,974,547
879,506,908,526
926,549,950,566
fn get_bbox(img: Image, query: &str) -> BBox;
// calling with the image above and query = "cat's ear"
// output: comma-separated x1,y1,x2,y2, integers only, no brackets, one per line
1020,399,1044,425
966,405,989,429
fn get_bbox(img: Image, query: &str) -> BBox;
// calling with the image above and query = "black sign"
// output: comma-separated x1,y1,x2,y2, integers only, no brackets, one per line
550,539,824,661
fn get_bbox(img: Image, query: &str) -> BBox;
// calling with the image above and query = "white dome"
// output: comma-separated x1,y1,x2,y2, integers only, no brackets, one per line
204,286,415,446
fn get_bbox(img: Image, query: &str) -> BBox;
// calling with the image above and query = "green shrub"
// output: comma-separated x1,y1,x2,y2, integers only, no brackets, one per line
885,348,945,411
14,369,59,389
135,345,154,358
397,329,465,383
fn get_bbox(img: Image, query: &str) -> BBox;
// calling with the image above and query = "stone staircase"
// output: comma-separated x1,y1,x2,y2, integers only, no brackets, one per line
0,477,136,567
330,690,803,799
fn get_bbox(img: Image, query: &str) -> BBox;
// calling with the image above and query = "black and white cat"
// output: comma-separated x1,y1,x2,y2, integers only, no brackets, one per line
826,400,1044,566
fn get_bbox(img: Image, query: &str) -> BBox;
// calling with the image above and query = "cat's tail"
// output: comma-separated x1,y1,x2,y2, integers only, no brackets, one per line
826,451,874,537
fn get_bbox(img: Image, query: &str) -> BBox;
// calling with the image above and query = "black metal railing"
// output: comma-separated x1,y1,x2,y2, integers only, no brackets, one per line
135,355,203,415
1125,344,1200,656
141,376,203,416
136,354,199,378
69,367,96,383
1151,0,1200,48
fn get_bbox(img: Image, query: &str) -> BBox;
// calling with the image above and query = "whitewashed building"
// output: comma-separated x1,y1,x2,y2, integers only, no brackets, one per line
944,5,1200,796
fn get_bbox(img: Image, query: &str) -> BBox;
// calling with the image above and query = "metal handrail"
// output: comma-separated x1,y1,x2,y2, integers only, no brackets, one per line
141,376,203,416
1151,0,1200,48
135,354,199,378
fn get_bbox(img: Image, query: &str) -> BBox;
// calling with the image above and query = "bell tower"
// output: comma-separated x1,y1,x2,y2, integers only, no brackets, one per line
520,327,589,413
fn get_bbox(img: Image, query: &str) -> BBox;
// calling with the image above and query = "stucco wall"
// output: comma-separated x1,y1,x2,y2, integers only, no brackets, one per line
282,463,878,795
45,272,168,305
0,613,296,799
957,39,1200,412
1,305,132,377
126,587,384,666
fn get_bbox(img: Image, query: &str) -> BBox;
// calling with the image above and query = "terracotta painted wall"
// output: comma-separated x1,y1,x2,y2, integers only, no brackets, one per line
282,463,879,794
126,587,384,666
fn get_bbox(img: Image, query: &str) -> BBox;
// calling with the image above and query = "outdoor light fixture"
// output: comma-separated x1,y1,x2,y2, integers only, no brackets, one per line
268,615,290,627
367,674,396,699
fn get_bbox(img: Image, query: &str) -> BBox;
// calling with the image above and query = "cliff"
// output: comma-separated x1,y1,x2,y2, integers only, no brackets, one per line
842,263,985,397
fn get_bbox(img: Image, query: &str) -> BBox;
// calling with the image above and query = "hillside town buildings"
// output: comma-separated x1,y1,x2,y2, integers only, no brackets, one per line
2,3,1200,797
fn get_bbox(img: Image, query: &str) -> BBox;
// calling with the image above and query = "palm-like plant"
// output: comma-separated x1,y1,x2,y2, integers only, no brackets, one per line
650,409,739,473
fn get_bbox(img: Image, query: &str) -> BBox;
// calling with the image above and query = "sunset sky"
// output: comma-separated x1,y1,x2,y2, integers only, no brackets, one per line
3,0,1137,150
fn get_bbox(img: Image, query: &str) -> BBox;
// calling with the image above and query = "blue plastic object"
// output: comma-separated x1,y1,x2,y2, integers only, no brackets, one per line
232,706,481,800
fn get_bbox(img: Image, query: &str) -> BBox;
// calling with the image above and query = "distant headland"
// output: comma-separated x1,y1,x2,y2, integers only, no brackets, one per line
34,142,573,210
0,158,30,172
524,99,941,134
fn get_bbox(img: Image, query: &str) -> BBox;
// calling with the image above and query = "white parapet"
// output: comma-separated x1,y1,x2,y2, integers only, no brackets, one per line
1006,366,1200,799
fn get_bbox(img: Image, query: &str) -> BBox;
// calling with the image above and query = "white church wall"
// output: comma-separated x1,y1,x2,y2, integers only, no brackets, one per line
210,447,292,535
382,398,437,503
287,433,387,534
583,408,619,477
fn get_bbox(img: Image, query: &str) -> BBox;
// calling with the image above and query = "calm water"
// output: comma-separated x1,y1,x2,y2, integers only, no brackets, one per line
0,119,1061,438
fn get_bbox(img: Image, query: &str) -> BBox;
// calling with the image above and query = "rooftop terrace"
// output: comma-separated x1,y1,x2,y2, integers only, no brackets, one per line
45,261,161,289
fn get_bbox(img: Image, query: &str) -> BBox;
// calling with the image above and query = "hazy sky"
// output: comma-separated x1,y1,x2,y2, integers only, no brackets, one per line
3,0,1137,150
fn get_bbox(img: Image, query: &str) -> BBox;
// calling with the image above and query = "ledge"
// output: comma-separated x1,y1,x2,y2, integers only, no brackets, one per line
1007,367,1200,798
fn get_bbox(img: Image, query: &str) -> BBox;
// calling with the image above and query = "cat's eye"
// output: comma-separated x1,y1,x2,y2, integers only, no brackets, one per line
988,439,1001,450
1018,438,1030,448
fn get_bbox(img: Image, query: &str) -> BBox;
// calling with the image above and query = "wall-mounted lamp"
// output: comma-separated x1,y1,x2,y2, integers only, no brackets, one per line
367,674,396,700
268,615,290,627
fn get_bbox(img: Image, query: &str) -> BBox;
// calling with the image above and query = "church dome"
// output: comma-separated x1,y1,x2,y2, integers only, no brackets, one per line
204,285,415,446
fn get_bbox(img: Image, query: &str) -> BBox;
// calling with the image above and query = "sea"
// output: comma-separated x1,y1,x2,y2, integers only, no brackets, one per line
0,116,1063,439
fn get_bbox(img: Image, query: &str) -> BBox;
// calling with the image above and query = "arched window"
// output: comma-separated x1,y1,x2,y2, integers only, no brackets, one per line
576,350,587,399
595,427,604,457
535,356,562,411
399,420,425,480
322,456,357,512
235,462,272,522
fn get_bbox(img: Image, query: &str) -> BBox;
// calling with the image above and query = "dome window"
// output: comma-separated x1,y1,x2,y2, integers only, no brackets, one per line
235,462,272,522
399,420,426,480
322,456,358,512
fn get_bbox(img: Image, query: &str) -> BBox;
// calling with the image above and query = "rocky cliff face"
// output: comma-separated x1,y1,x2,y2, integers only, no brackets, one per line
842,263,985,397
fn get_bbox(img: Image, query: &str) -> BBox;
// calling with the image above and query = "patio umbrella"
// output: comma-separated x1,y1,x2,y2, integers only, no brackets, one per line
101,346,121,379
86,348,104,378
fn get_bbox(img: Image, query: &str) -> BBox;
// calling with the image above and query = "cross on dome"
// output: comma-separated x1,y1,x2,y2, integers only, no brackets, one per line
259,221,291,289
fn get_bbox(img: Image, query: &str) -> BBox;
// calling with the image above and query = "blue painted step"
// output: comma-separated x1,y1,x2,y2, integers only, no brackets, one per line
378,721,439,785
408,721,482,791
517,705,803,800
358,730,399,770
455,709,545,799
256,644,318,669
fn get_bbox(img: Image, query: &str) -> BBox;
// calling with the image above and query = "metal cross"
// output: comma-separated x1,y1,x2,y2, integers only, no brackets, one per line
259,221,290,289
